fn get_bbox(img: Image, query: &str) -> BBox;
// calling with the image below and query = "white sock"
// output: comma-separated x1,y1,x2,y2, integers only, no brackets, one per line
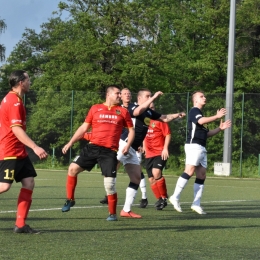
172,177,189,201
139,177,147,199
123,187,137,212
192,183,204,206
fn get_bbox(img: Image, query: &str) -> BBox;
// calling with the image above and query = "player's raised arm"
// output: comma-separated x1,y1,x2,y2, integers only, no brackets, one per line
198,108,227,125
207,119,232,137
133,90,163,116
159,112,186,123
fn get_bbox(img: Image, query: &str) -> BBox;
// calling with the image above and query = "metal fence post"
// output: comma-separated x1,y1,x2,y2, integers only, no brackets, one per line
186,92,189,140
239,93,244,177
259,154,260,176
69,90,74,162
52,147,55,168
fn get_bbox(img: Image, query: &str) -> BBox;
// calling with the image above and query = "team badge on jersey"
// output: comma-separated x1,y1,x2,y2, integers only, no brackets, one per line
116,110,121,115
144,117,151,125
151,122,156,128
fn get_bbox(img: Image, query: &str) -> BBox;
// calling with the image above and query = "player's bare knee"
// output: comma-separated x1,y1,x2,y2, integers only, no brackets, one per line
196,172,206,180
0,182,12,193
195,165,206,179
68,163,82,177
129,173,141,184
184,165,196,176
104,177,116,195
152,169,162,180
21,177,35,190
149,177,156,185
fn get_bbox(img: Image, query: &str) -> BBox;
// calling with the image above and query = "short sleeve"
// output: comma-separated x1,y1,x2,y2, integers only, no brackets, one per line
85,105,94,123
189,107,203,124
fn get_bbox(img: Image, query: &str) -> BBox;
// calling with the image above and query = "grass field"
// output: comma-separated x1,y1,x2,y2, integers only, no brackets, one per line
1,170,260,260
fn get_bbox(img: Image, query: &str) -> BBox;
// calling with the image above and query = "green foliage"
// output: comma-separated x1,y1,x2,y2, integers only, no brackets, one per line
1,1,260,170
0,17,6,62
25,89,102,162
2,0,260,93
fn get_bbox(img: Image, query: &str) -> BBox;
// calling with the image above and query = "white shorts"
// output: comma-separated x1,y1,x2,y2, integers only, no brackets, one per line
185,143,207,168
117,139,140,166
136,151,142,164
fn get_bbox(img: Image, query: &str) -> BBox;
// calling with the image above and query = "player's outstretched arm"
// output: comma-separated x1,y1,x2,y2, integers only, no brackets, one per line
207,119,232,137
12,126,48,160
198,108,227,125
133,91,163,116
159,112,186,123
62,122,90,154
220,119,232,130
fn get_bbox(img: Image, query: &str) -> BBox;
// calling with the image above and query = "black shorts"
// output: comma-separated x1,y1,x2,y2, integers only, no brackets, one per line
145,156,167,178
72,143,118,178
0,157,37,184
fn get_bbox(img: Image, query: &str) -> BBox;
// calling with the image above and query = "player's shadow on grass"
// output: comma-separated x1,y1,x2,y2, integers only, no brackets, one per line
26,223,260,233
158,204,260,220
31,197,106,200
173,224,260,232
1,218,16,222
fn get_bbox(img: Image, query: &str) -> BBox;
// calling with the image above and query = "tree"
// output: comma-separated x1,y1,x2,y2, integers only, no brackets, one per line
0,17,6,62
25,89,102,164
2,0,260,169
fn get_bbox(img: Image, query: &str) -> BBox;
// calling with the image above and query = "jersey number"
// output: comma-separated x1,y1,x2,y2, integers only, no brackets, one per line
4,169,15,180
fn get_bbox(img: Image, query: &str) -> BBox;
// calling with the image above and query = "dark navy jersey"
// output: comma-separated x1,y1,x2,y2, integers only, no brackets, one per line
186,107,209,147
121,102,161,151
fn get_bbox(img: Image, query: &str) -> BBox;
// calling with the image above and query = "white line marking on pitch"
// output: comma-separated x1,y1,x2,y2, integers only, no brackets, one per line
0,199,255,214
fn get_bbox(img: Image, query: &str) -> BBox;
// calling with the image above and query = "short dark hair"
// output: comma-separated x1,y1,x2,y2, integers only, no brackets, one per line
191,90,204,102
106,85,121,94
9,70,27,88
137,88,151,97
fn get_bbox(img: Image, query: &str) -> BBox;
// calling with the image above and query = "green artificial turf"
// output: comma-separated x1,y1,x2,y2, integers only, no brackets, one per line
1,170,260,260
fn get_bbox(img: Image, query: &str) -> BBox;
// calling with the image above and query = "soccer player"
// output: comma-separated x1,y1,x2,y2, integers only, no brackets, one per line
61,85,134,221
119,88,149,208
169,91,232,214
143,102,171,210
0,70,48,234
99,88,153,210
118,88,186,218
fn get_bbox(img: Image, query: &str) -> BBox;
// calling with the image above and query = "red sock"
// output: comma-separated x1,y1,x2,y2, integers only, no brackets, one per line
107,193,117,215
156,177,168,198
66,175,77,200
15,188,33,228
151,183,161,199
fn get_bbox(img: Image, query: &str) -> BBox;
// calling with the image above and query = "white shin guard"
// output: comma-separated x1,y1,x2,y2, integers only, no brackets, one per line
104,177,116,195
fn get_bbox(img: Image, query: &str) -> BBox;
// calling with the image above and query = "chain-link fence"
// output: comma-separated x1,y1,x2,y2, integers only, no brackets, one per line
1,90,259,177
